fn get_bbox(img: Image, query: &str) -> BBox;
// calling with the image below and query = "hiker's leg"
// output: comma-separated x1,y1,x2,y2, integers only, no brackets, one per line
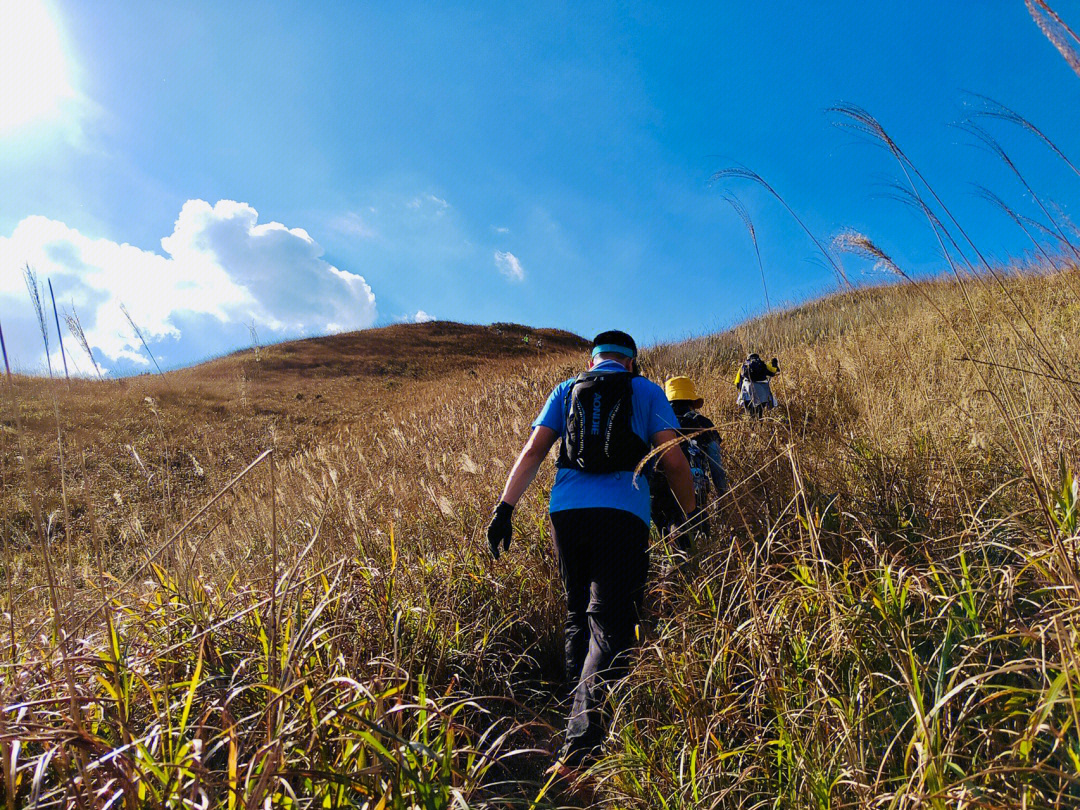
564,509,649,758
551,511,589,685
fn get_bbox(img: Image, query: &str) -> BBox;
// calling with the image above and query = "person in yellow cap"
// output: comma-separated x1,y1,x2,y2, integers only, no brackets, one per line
650,376,729,553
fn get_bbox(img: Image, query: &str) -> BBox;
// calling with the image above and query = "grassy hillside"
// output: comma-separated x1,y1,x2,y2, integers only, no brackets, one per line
3,271,1080,808
1,321,584,557
616,268,1080,808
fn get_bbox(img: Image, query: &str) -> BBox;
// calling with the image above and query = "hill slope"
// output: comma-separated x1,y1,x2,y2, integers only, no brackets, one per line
4,272,1080,808
1,320,586,551
180,319,587,380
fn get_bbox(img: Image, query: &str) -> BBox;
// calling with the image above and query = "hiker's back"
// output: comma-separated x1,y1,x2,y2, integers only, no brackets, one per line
650,406,719,530
745,356,769,382
558,369,649,474
736,354,779,415
675,409,716,505
535,362,676,525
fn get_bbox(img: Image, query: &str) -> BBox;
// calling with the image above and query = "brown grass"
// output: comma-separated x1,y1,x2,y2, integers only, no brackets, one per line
3,270,1080,808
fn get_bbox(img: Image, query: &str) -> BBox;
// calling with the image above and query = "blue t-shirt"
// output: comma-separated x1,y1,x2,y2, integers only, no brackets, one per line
532,360,680,524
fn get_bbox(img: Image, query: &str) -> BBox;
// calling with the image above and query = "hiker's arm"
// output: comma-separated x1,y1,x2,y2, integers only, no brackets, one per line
703,439,729,496
498,426,559,506
653,429,696,514
767,358,779,374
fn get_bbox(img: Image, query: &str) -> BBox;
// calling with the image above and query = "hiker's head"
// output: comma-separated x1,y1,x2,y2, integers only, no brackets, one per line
590,330,637,372
748,352,760,360
665,376,704,409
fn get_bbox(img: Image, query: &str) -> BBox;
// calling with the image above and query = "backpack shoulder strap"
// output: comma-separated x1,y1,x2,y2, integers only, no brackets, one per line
556,375,581,467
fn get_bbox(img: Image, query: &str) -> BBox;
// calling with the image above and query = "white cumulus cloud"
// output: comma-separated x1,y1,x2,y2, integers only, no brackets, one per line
395,310,435,324
494,250,525,282
0,199,377,373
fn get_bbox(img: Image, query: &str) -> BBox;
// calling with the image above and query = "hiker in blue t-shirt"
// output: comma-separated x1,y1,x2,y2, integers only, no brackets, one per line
486,330,699,778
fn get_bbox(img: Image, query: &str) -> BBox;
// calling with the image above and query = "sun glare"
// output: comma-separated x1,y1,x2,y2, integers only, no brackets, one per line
0,0,75,134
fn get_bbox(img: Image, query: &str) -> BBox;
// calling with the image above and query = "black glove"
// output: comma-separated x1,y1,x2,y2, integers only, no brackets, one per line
487,501,514,559
771,357,779,370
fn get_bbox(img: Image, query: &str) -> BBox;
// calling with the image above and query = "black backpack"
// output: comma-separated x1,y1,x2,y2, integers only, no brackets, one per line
676,410,713,503
557,371,649,474
745,356,769,382
649,409,715,525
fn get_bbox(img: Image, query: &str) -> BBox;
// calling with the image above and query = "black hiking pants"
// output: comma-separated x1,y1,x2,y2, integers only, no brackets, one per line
551,508,650,759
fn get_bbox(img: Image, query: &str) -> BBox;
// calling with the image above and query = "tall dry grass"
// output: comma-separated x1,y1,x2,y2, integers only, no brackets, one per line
3,267,1080,808
2,328,590,808
5,4,1080,804
617,267,1080,808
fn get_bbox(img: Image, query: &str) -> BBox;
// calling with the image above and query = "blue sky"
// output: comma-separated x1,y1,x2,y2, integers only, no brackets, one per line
1,1,1078,374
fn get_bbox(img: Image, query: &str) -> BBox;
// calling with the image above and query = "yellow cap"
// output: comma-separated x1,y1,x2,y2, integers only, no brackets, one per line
665,376,703,406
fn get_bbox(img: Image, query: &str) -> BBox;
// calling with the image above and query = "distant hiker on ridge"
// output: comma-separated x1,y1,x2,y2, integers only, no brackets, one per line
485,330,699,779
735,352,779,417
650,376,728,557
